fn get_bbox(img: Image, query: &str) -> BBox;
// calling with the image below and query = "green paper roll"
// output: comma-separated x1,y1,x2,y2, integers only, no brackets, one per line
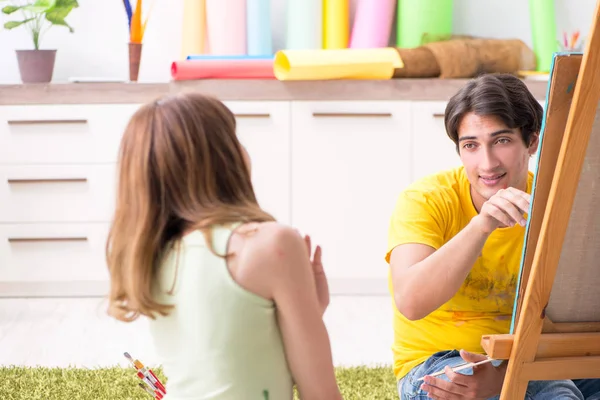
396,0,453,48
529,0,558,72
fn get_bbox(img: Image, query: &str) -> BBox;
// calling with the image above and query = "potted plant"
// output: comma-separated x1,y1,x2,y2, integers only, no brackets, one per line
1,0,79,83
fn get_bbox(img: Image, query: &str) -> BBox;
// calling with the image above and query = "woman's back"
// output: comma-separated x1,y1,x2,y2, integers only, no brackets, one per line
106,93,342,400
150,223,293,399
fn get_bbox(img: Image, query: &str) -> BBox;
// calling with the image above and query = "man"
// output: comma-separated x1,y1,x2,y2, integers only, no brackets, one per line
386,73,600,400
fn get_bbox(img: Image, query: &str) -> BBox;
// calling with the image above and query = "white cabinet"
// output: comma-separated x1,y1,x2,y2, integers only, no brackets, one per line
0,104,137,297
290,101,412,293
224,101,291,224
0,97,547,297
411,101,462,181
0,101,292,297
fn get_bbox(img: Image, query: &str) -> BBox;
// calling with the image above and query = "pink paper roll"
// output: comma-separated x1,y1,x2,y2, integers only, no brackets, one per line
205,0,246,55
171,59,275,80
349,0,397,48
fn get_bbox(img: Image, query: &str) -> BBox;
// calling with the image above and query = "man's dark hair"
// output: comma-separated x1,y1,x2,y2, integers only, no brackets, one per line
444,73,544,152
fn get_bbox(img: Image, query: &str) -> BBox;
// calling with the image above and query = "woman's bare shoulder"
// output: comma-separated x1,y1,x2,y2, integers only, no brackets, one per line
238,221,306,260
228,221,309,299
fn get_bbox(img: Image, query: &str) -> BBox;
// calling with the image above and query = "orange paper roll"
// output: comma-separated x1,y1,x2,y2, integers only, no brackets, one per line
180,0,208,59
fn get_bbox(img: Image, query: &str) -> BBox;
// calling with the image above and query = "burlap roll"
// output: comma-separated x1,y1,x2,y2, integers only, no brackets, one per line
469,39,537,73
423,40,480,78
392,38,537,79
393,47,440,78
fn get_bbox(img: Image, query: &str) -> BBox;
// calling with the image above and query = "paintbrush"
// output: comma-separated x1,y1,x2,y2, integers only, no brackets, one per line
416,356,496,381
122,0,132,29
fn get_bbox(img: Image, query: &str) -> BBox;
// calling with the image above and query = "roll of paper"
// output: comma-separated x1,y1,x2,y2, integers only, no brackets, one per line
350,0,396,48
205,0,246,55
180,0,207,59
529,0,558,72
171,59,275,80
286,0,322,50
323,0,349,49
246,0,272,56
187,55,273,60
396,0,453,48
273,48,403,80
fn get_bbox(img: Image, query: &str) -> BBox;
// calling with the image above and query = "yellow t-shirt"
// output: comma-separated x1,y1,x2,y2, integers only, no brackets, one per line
385,166,533,380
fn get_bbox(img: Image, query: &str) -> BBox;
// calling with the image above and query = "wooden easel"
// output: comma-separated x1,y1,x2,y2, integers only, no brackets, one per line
481,1,600,398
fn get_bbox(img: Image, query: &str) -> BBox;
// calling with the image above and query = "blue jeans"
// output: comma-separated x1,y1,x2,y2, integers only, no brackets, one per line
397,350,600,399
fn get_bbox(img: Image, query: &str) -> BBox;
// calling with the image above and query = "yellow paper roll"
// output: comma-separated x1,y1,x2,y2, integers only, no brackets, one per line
323,0,349,49
273,48,404,80
180,0,207,59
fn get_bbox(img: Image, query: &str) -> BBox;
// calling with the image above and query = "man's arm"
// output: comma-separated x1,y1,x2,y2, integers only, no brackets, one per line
390,216,490,320
390,187,531,321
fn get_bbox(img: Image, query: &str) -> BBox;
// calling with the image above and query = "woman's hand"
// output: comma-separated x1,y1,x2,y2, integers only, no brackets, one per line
304,235,329,315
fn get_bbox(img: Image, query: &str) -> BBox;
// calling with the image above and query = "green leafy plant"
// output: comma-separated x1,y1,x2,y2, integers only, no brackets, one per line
1,0,79,50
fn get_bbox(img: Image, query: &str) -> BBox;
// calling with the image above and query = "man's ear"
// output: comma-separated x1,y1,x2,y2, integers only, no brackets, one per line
528,133,540,155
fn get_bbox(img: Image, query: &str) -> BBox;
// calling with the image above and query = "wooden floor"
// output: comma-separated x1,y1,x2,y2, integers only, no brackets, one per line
0,295,394,369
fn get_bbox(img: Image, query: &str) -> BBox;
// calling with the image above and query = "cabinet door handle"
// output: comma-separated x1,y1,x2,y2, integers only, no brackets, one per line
8,236,88,243
7,178,88,184
312,112,393,118
432,113,445,118
234,113,271,118
7,119,88,125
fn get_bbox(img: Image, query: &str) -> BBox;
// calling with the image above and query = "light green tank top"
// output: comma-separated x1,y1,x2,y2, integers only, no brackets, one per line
149,224,293,399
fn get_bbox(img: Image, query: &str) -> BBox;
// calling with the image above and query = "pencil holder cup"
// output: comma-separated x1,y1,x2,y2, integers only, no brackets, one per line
129,42,142,82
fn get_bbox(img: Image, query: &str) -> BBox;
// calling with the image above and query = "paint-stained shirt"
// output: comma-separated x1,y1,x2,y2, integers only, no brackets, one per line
385,166,533,380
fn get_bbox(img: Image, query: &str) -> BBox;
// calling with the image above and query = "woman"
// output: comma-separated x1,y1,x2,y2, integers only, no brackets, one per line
106,92,342,399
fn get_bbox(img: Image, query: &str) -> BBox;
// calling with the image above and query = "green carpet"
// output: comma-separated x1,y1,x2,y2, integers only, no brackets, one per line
0,365,398,399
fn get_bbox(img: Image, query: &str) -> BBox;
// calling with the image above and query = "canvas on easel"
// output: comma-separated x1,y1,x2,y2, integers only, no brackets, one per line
480,1,600,398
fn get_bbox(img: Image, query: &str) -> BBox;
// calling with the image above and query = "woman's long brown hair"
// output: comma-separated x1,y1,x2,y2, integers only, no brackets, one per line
106,93,274,322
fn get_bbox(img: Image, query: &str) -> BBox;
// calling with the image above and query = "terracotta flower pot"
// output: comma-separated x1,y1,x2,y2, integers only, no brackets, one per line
15,49,57,83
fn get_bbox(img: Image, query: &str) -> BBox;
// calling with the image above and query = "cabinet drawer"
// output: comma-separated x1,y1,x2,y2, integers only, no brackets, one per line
0,165,116,223
224,101,291,224
0,104,140,165
0,223,110,284
291,101,412,280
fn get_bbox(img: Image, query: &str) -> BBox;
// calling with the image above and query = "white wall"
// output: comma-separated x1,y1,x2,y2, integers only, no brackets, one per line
0,0,596,84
